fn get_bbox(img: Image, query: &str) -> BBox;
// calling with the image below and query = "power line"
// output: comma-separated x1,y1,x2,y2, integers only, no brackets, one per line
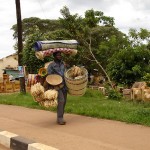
37,0,47,19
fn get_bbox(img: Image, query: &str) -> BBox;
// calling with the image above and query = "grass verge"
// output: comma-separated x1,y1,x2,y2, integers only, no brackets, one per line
0,89,150,126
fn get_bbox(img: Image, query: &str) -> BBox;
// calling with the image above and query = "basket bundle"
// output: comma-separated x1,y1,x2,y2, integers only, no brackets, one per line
64,66,88,96
30,82,45,102
31,83,58,108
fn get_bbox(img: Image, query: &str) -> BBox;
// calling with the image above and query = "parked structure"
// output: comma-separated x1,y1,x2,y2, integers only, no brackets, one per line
0,53,18,79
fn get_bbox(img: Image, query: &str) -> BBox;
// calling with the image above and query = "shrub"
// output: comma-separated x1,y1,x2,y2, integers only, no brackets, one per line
107,89,122,100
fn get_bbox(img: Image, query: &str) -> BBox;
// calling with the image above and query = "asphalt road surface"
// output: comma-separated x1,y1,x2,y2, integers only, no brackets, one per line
0,144,10,150
0,104,150,150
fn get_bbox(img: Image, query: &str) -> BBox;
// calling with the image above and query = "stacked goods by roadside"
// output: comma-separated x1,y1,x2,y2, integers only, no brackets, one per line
27,74,37,87
122,81,150,101
131,81,150,101
34,40,78,60
64,65,88,96
142,88,150,101
131,82,146,100
131,88,143,100
30,82,58,108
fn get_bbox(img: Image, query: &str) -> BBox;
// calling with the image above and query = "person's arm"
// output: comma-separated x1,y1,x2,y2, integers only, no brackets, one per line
47,63,54,75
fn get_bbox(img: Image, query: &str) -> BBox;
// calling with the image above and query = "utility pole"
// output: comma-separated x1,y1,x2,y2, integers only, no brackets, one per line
15,0,26,93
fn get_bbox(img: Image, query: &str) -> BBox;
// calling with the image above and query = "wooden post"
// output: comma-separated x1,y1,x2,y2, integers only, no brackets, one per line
15,0,26,93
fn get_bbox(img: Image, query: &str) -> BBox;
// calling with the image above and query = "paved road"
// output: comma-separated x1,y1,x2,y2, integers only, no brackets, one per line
0,144,10,150
0,104,150,150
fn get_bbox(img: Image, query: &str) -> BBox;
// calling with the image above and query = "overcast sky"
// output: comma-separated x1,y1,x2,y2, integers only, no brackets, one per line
0,0,150,59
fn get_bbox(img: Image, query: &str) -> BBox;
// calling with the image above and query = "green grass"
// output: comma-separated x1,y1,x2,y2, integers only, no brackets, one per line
0,89,150,127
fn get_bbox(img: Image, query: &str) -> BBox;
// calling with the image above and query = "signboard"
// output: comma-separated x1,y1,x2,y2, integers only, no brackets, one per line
18,66,24,77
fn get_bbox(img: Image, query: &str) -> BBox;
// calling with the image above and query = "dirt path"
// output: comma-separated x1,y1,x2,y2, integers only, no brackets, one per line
0,104,149,150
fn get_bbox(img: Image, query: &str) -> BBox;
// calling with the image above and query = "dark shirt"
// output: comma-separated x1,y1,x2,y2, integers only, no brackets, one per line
47,61,65,77
47,60,67,91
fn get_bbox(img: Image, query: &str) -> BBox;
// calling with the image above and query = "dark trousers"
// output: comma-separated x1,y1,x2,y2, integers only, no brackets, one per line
57,88,67,120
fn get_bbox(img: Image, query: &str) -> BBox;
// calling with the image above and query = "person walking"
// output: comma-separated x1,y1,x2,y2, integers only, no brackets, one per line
47,51,67,125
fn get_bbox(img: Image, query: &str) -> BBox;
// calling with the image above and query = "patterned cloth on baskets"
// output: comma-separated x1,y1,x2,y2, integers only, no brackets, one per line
34,40,78,51
35,48,77,60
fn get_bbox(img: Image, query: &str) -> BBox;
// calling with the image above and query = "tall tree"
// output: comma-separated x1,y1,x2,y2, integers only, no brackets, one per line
11,17,62,43
59,6,119,88
18,6,128,88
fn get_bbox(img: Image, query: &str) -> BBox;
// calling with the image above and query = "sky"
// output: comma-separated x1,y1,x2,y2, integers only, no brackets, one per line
0,0,150,59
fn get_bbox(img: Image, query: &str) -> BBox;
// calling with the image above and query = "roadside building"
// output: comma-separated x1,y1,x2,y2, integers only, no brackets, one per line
0,53,18,80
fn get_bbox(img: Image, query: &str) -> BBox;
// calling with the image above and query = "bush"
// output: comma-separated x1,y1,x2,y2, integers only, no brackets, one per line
142,73,150,87
107,89,122,100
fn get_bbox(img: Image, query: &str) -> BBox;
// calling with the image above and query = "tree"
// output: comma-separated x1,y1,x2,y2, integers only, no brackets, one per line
84,9,115,27
107,46,150,87
22,26,54,73
106,28,150,87
59,6,120,66
128,28,150,47
12,18,63,73
13,6,147,89
59,6,123,88
11,17,62,43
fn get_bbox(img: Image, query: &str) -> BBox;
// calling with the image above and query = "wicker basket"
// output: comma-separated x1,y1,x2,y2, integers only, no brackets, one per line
64,67,88,96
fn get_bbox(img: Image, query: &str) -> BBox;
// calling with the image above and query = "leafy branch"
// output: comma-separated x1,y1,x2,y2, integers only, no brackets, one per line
85,35,114,89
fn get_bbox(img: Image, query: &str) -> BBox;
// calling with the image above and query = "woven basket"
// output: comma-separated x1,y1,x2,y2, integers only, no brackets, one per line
64,67,88,96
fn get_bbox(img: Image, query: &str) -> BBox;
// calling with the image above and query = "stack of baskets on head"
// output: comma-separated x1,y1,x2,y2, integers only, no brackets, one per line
64,65,88,96
33,40,78,60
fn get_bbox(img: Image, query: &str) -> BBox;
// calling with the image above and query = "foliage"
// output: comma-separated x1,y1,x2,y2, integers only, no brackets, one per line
106,28,150,87
129,28,150,47
11,6,150,88
59,6,126,71
142,73,150,87
107,46,150,87
107,89,123,100
90,26,129,69
22,26,50,73
59,6,85,41
84,9,115,27
11,17,62,41
104,82,123,100
12,6,120,72
12,17,64,73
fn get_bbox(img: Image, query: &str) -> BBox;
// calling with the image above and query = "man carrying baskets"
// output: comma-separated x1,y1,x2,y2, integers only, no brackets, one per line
47,52,67,125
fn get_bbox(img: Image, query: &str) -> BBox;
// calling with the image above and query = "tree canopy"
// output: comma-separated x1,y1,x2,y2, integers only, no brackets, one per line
11,6,150,87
